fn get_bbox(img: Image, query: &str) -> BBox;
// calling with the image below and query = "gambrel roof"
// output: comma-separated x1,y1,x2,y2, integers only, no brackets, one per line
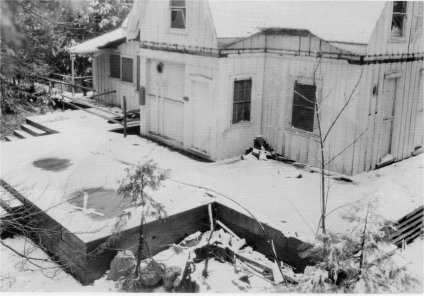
71,0,387,56
208,1,386,45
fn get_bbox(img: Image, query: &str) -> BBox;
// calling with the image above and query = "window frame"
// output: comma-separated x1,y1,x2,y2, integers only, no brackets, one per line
390,1,408,41
291,81,316,132
121,56,134,83
286,76,322,136
231,77,253,126
169,0,186,30
109,53,121,79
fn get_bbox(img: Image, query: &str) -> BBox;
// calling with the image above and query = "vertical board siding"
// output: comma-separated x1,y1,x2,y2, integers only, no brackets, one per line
215,54,264,160
94,41,140,110
261,53,421,175
367,2,423,56
261,54,365,175
139,0,216,50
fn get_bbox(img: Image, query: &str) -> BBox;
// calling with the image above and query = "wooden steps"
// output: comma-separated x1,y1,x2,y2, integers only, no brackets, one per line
4,119,55,142
21,124,46,136
5,135,20,142
13,129,33,139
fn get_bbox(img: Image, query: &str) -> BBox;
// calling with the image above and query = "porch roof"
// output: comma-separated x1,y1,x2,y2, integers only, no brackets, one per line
69,27,126,55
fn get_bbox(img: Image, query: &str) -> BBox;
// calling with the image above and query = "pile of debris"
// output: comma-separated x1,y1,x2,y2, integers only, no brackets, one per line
106,205,298,292
243,136,354,183
243,135,277,161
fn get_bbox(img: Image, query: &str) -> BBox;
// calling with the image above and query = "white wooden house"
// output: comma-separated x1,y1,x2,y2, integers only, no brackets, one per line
71,1,423,175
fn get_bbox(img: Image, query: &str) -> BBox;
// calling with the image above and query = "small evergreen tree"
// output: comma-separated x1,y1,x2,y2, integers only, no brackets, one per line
295,201,418,293
116,159,168,289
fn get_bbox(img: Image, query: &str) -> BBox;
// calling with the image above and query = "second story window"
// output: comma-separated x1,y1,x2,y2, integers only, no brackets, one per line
391,1,407,38
170,0,186,29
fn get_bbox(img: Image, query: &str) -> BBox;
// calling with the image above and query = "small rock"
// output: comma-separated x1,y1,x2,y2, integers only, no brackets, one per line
107,250,136,281
163,266,182,291
172,275,181,289
139,260,166,287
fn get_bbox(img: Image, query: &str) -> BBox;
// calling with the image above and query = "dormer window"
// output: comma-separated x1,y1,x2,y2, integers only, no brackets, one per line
391,1,407,38
170,0,186,29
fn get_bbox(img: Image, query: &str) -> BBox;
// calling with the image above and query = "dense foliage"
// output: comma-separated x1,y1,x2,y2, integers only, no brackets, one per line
0,0,131,115
293,201,418,293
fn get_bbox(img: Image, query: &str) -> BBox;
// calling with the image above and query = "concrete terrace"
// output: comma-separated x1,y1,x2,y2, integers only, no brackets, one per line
1,108,422,283
1,108,423,240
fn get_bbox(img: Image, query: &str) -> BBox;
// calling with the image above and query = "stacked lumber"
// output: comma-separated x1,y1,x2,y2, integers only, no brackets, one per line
389,206,423,247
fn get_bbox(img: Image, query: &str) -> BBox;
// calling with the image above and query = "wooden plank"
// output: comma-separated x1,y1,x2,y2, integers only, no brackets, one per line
371,63,388,168
84,204,210,283
216,220,240,240
396,206,424,224
363,63,378,171
214,203,310,272
397,61,413,159
392,223,423,245
390,62,404,159
405,62,421,156
353,65,371,174
398,61,412,158
390,215,423,239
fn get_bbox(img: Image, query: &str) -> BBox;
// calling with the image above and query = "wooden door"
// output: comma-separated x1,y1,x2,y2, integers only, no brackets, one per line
379,77,398,159
414,71,424,149
190,79,211,154
147,61,184,144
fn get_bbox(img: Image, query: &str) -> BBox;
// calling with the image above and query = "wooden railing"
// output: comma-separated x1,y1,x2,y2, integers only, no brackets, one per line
60,92,131,137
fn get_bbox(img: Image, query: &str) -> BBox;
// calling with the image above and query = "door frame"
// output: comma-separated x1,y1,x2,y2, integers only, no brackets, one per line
378,71,402,162
188,75,212,155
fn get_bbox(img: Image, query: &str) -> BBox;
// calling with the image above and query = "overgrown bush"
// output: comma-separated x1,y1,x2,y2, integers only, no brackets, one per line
293,201,418,293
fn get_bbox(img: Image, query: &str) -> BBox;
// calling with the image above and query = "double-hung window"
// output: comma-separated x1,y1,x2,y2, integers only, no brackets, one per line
232,79,251,124
110,54,121,79
391,1,407,38
170,0,186,29
121,57,133,83
291,81,316,132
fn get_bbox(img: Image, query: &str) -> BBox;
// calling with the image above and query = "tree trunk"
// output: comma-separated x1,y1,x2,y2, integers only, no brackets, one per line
135,214,144,278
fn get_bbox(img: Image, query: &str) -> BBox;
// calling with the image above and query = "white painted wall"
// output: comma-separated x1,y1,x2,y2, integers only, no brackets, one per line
367,1,423,55
138,0,217,50
93,41,140,110
214,54,265,160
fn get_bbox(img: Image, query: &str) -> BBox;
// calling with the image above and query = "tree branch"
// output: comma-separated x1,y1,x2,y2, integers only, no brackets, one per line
322,69,364,143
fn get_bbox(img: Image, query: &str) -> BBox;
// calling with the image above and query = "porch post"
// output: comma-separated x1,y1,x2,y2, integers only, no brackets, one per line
71,53,76,98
